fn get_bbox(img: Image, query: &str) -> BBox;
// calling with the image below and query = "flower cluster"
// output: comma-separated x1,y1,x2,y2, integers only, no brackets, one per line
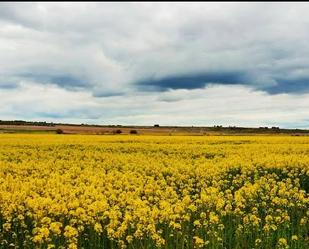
0,134,308,248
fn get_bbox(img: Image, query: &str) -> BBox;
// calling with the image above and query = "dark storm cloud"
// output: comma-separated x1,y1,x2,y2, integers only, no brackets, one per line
20,73,88,89
136,72,247,91
136,71,309,95
267,78,309,94
92,91,125,98
0,82,19,89
50,75,87,88
0,76,21,89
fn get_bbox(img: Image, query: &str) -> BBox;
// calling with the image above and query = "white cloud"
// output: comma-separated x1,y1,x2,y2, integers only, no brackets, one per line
1,82,309,128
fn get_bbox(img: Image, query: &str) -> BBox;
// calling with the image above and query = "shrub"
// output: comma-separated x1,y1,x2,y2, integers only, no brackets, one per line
56,129,64,134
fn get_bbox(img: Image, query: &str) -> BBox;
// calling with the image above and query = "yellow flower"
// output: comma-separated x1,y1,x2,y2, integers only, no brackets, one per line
255,238,262,246
209,212,219,224
271,224,277,231
94,223,103,233
193,220,201,227
277,238,288,248
126,235,133,243
41,217,52,225
291,235,298,241
50,222,62,235
0,134,308,248
300,218,307,226
33,234,44,244
2,223,11,232
193,236,204,248
64,226,78,239
265,215,273,223
68,242,78,249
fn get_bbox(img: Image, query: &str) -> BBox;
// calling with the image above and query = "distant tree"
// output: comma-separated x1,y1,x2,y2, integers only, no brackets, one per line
154,124,160,127
114,129,122,134
56,129,64,134
130,130,138,134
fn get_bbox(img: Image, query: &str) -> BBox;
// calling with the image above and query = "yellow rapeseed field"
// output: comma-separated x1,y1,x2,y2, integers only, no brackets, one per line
0,134,308,249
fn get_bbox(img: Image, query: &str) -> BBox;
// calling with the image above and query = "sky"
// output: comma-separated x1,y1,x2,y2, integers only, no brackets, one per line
1,2,309,128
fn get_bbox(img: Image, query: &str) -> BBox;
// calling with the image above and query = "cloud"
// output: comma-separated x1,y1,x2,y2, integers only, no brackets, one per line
267,78,309,94
1,3,309,126
20,73,88,90
136,72,247,91
137,71,309,95
0,82,19,89
1,3,309,95
1,82,309,128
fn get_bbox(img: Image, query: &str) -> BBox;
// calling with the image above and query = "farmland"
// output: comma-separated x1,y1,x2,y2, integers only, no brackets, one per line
1,122,309,136
0,134,308,249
